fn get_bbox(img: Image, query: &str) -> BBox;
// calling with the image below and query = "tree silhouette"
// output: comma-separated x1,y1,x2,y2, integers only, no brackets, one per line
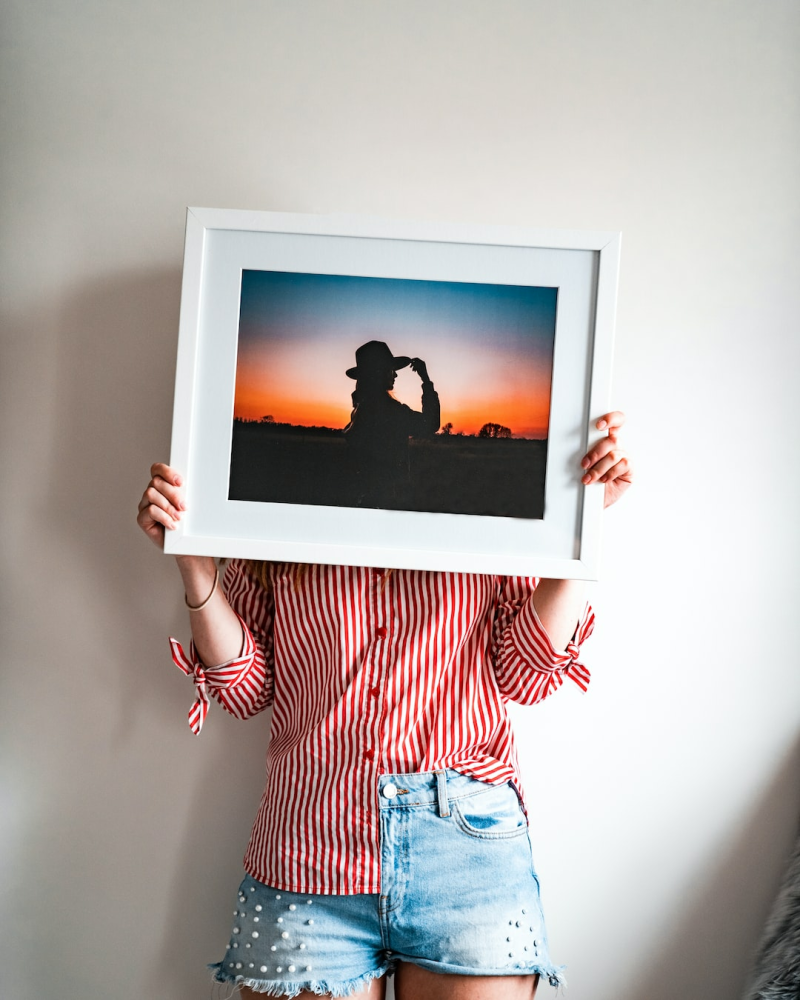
260,414,275,423
439,422,453,435
478,422,512,439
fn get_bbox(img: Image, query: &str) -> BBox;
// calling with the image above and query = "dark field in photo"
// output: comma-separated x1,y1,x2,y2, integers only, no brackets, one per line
229,421,547,519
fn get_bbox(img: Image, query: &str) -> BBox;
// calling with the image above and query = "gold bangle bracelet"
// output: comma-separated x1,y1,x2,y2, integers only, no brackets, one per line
185,565,219,612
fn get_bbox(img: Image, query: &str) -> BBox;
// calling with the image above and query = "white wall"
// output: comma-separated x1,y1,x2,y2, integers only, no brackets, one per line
2,2,799,998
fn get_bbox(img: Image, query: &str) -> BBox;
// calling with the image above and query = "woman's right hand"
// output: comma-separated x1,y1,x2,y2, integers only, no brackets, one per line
136,462,186,549
409,357,430,383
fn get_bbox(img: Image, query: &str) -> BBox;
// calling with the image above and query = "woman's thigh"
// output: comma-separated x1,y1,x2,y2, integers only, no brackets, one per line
395,964,538,1000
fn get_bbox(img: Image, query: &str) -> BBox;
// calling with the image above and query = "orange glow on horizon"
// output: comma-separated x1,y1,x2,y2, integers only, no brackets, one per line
235,387,352,429
235,389,551,439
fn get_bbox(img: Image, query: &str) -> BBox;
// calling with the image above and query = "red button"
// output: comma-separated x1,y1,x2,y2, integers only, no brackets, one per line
364,749,375,761
370,686,380,697
376,626,387,639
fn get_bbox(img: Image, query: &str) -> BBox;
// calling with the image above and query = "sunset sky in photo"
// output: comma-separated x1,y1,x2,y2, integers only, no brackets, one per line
233,270,557,438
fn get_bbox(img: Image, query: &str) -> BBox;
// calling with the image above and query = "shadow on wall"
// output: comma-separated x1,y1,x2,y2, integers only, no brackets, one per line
617,736,800,1000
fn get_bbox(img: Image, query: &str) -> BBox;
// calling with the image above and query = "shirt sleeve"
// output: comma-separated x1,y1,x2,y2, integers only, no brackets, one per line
491,576,595,706
402,382,440,438
168,560,275,733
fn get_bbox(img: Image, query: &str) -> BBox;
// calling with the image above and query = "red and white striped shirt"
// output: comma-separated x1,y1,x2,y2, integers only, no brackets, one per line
169,560,594,894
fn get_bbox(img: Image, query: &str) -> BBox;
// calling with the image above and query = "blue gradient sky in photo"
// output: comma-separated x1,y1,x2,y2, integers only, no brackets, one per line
234,269,557,437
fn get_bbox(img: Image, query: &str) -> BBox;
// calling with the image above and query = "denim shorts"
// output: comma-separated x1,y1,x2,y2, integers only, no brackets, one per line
210,770,564,996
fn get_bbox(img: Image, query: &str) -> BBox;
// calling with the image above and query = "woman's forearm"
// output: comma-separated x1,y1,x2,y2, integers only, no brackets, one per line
137,465,246,667
176,555,244,667
531,578,587,653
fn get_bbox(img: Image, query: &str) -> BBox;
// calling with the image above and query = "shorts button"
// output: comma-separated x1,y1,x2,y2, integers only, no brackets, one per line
382,782,398,799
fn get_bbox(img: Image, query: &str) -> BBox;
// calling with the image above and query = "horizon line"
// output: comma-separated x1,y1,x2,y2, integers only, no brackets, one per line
233,417,548,440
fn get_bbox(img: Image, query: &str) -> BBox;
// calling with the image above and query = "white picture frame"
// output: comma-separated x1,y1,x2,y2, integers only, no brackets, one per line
165,208,619,579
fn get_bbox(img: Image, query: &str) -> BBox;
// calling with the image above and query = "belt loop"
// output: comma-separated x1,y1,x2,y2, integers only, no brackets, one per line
436,770,450,818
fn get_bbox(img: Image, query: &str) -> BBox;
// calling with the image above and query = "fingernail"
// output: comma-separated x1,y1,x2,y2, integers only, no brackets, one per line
582,474,591,484
597,420,607,430
175,476,183,486
581,457,590,469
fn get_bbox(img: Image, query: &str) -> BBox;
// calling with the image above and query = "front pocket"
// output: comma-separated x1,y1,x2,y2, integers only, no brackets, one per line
451,782,528,840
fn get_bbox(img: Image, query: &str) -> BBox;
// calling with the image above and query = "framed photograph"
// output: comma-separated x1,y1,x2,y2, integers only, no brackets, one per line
165,208,619,579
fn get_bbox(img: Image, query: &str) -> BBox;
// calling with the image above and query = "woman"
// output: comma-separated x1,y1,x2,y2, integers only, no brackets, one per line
137,412,632,999
343,340,440,509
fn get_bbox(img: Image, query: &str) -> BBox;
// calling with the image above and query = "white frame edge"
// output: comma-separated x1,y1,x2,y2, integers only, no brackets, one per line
575,231,621,579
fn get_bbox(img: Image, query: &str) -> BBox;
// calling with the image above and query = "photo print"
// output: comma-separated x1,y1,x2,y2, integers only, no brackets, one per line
229,269,557,519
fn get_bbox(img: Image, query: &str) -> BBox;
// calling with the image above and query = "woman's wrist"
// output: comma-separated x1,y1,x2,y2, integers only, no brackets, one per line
176,555,218,606
174,556,243,665
185,565,219,611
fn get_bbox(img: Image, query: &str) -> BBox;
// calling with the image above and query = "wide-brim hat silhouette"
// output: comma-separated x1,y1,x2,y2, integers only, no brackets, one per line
346,340,411,380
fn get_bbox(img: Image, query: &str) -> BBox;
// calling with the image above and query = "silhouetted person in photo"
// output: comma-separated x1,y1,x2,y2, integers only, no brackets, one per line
343,340,440,509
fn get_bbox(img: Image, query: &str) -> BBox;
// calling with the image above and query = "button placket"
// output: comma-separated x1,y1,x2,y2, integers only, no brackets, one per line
363,568,388,769
376,568,394,747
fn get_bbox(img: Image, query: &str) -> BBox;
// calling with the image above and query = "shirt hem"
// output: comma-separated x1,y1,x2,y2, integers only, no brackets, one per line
242,864,380,896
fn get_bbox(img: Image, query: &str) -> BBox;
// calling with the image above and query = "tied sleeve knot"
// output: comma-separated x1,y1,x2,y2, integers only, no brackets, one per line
169,637,210,734
168,618,257,734
494,590,595,706
561,639,591,693
554,604,595,693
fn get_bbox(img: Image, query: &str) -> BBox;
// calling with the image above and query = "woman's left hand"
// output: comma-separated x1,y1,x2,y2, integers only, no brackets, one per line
581,410,633,509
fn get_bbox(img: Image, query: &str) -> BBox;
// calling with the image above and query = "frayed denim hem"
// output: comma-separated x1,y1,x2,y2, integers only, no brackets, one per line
209,961,392,997
210,960,565,995
544,966,567,991
392,956,565,991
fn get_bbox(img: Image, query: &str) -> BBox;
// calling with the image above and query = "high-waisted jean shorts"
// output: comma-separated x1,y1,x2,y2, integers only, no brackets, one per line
210,770,564,997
